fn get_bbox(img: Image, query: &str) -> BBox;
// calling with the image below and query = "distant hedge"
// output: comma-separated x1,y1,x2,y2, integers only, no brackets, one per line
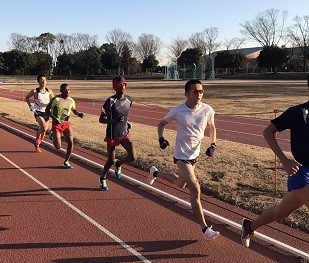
1,72,308,82
217,72,309,80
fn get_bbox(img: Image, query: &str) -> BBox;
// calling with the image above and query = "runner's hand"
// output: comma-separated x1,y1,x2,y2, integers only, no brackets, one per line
206,143,216,157
159,137,169,149
116,115,125,122
52,116,61,124
29,105,35,111
78,112,84,118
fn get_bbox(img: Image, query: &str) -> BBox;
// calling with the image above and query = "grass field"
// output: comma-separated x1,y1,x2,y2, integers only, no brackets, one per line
0,78,308,233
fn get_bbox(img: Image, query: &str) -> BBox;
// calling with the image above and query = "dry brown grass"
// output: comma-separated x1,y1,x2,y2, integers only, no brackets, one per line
0,79,308,233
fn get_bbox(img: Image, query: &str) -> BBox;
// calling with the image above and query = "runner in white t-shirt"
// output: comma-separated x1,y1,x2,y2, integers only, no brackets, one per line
148,79,219,240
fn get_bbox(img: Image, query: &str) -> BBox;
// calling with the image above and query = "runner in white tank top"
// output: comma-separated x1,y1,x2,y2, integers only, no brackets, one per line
25,74,54,153
33,87,51,113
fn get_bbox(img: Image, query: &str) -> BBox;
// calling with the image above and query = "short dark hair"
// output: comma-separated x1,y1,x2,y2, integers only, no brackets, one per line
113,76,126,83
185,79,202,92
37,74,46,82
60,83,69,91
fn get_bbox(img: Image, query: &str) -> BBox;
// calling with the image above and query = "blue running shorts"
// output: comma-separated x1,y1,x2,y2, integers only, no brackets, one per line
287,166,309,191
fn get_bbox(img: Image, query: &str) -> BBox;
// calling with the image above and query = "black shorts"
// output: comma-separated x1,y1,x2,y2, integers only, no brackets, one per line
173,157,197,166
34,111,49,122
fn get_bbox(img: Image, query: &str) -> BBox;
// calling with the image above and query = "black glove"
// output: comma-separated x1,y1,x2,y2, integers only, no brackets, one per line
127,122,132,130
206,143,216,157
159,137,169,149
78,112,84,118
116,115,125,122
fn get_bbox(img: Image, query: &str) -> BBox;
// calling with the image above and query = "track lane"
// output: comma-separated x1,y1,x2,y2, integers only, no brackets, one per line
0,89,290,151
0,119,307,262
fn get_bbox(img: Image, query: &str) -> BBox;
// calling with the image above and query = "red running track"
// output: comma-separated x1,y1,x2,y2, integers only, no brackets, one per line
0,88,290,151
0,118,308,262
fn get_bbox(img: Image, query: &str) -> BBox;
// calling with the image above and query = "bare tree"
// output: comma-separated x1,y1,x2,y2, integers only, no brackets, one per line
223,37,246,50
73,33,98,52
60,34,76,53
189,32,204,51
167,36,188,58
9,33,34,52
240,8,288,47
286,15,309,71
135,33,162,61
189,28,220,56
106,28,133,54
203,27,220,55
52,33,98,55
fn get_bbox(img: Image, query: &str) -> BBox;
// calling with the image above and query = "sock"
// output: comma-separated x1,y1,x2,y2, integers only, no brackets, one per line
100,178,107,186
36,132,42,145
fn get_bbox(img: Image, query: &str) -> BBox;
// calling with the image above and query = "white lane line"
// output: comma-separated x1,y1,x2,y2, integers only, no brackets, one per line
1,121,307,261
0,153,151,263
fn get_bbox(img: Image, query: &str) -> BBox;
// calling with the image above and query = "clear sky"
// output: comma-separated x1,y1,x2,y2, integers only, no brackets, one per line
1,0,308,64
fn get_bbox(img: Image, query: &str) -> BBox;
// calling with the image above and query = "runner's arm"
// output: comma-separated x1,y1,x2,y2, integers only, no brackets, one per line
158,119,168,139
49,89,55,99
45,97,60,123
264,123,301,175
99,111,115,124
72,109,84,118
25,90,35,108
208,123,216,145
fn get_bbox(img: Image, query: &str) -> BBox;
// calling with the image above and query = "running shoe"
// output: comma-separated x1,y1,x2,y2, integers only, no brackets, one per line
114,159,122,178
203,226,220,240
241,218,254,248
63,161,73,169
99,177,108,191
148,166,158,185
48,131,53,140
34,141,41,153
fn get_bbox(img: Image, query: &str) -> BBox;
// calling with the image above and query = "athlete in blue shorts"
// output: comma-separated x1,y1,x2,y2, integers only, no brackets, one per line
241,79,309,248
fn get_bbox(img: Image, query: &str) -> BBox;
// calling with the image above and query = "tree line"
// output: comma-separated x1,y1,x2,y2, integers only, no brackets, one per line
0,8,308,76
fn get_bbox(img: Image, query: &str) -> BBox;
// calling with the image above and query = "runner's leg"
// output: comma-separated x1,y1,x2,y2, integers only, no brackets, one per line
63,126,73,162
118,138,136,165
176,161,206,228
251,191,304,231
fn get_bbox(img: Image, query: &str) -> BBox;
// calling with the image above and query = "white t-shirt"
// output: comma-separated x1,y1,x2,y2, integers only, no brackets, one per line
164,102,215,160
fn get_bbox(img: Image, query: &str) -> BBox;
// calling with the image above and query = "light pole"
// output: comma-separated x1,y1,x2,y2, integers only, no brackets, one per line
209,53,217,80
174,54,181,80
193,63,196,79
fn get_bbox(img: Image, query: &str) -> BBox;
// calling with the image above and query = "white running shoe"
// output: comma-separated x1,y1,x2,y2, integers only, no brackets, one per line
149,166,158,185
203,226,220,240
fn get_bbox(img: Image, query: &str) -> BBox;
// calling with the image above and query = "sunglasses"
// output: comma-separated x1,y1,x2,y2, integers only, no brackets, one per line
118,82,127,88
189,90,204,94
